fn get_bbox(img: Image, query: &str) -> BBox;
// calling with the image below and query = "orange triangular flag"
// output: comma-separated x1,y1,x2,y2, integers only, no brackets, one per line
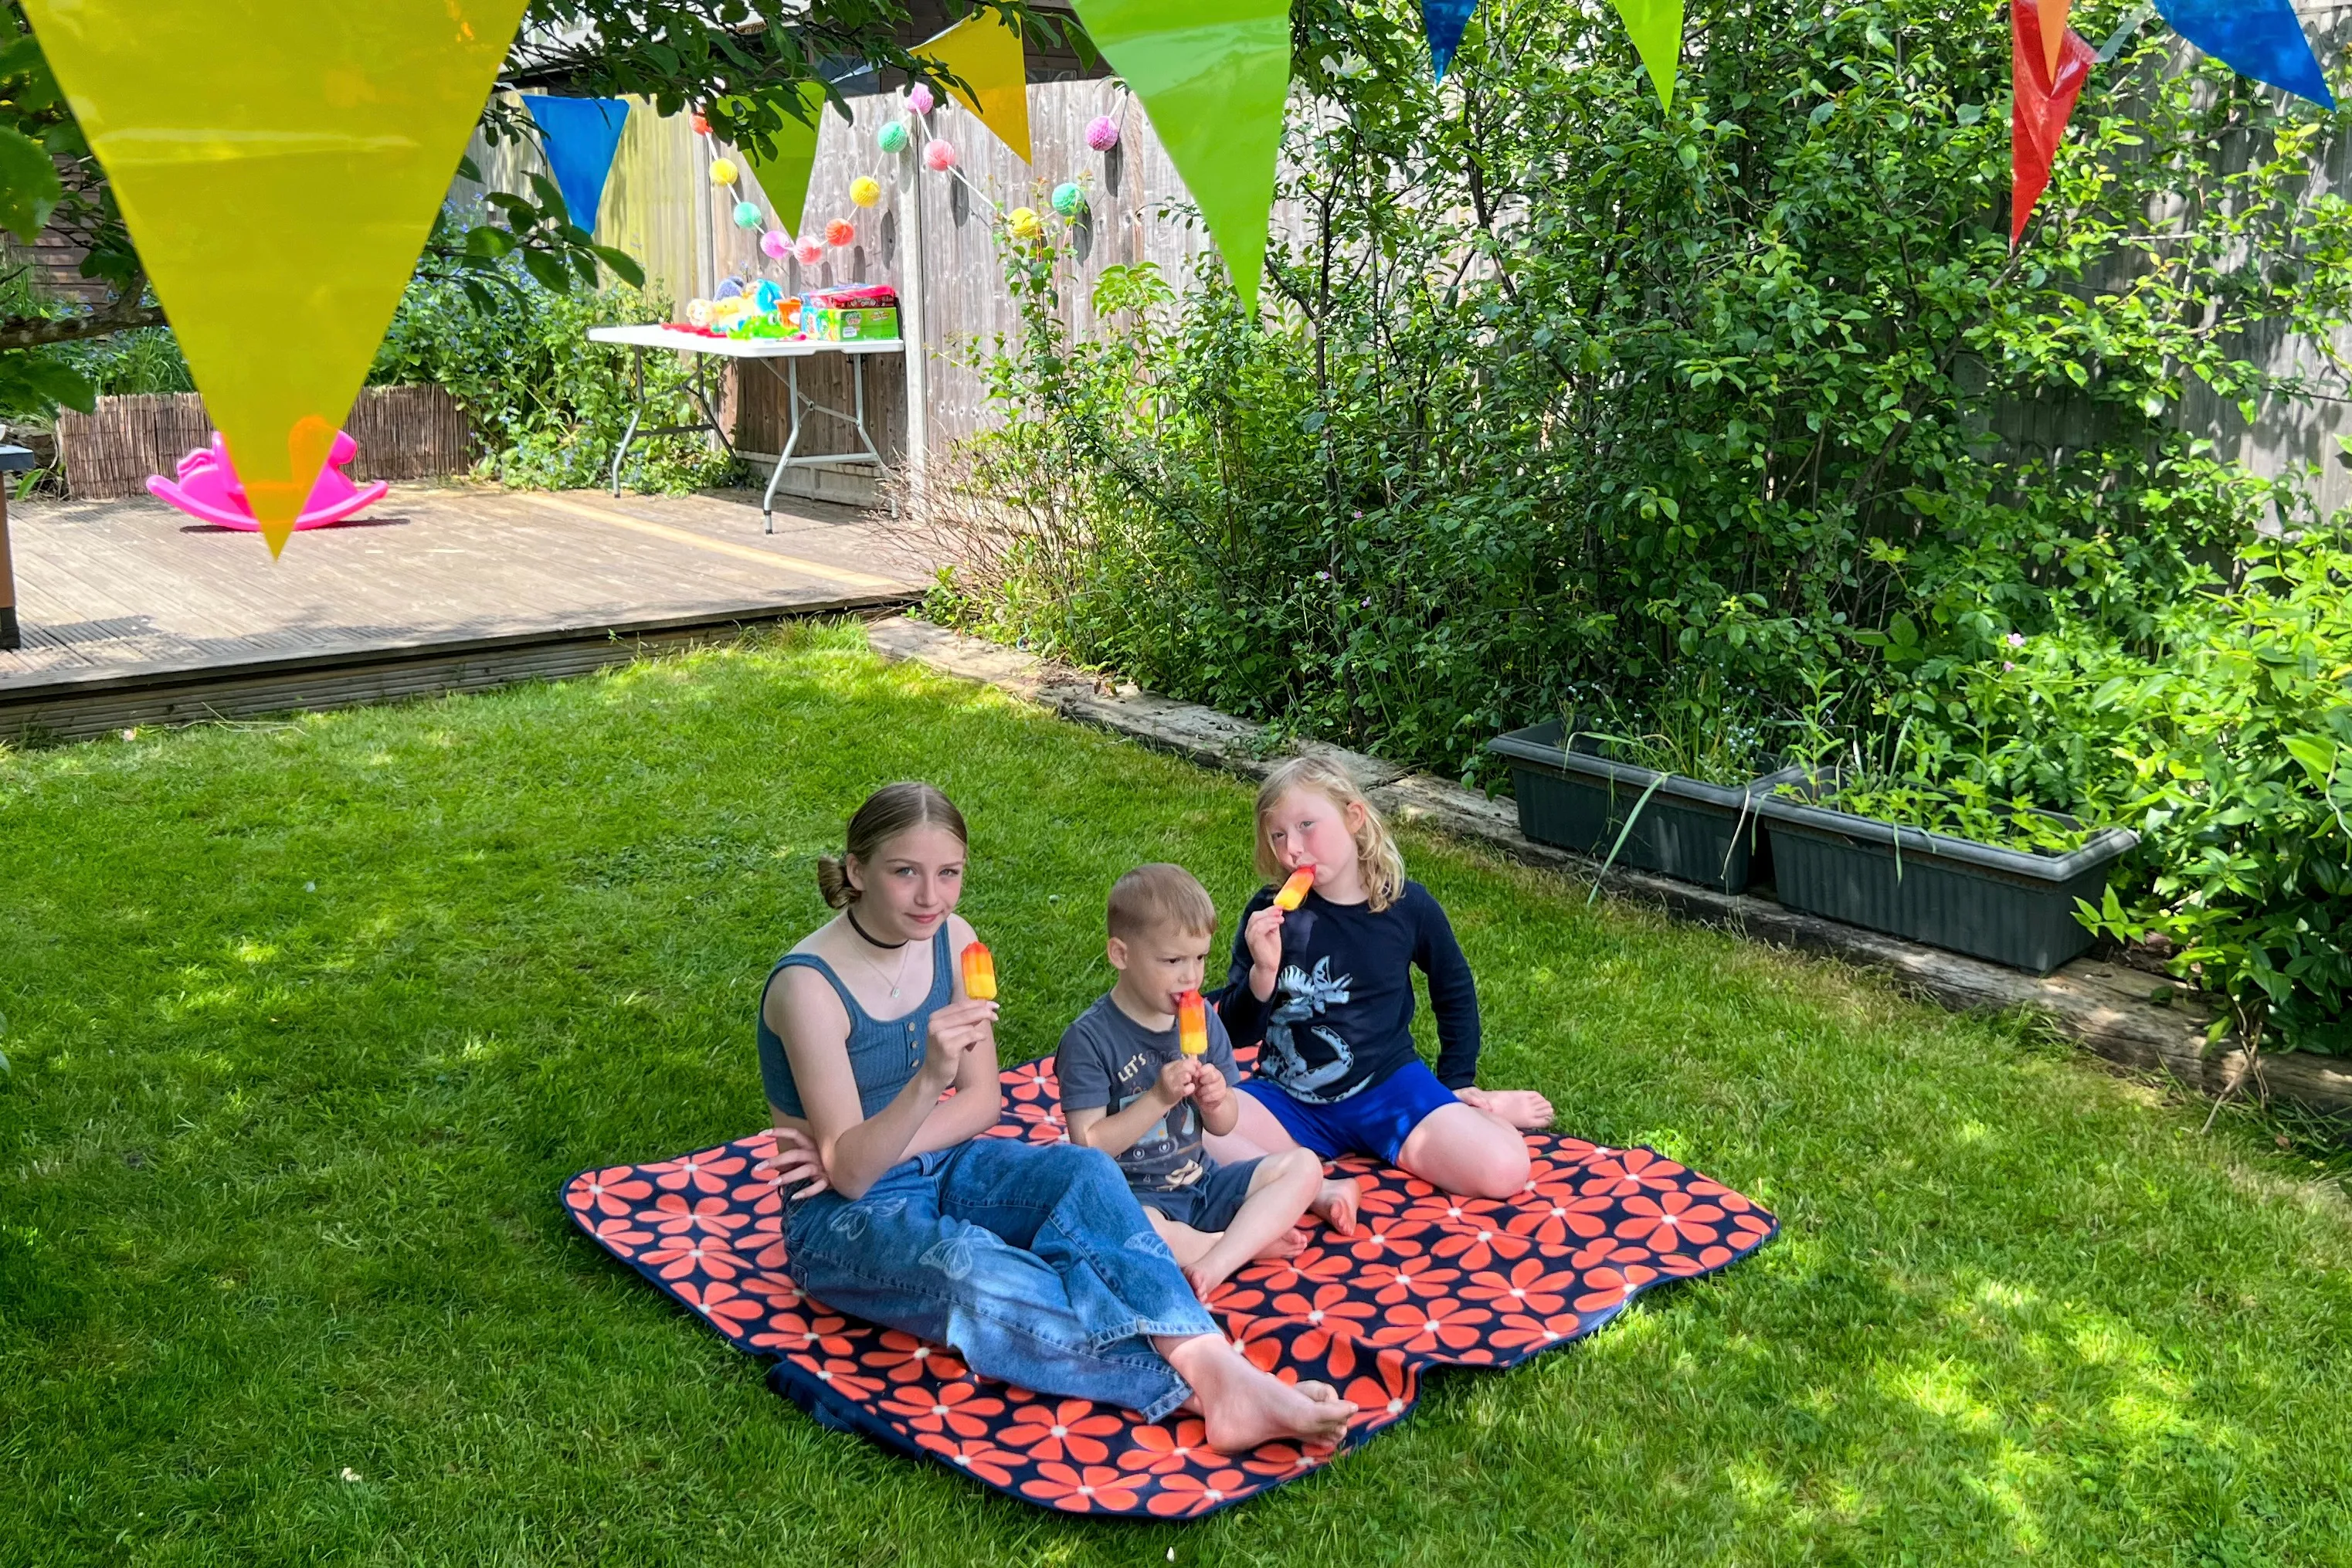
916,12,1033,165
2037,0,2072,80
19,0,529,555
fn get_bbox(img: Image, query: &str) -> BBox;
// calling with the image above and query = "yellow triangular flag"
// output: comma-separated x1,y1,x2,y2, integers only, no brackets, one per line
20,0,529,555
916,13,1032,165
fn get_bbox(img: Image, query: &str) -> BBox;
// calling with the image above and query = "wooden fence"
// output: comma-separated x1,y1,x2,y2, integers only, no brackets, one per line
57,385,475,501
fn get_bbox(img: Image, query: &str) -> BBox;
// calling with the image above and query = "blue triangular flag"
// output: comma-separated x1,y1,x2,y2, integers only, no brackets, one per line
1423,0,1479,80
2153,0,2334,110
520,96,632,234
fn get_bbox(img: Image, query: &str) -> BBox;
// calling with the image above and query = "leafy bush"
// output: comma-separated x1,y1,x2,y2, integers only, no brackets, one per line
926,0,2352,1049
370,262,732,494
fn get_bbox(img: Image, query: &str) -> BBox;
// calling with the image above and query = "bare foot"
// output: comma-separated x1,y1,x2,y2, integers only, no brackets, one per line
1312,1178,1359,1237
1460,1087,1555,1130
1173,1340,1356,1451
1252,1226,1308,1262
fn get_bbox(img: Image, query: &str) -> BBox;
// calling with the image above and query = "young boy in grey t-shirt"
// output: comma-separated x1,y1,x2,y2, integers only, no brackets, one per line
1057,864,1327,1297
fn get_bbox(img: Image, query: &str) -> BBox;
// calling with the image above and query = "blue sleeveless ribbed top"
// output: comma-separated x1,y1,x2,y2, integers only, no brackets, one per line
755,925,954,1118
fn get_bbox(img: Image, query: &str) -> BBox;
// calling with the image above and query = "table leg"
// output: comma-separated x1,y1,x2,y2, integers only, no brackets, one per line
609,347,647,497
0,484,17,651
764,358,807,535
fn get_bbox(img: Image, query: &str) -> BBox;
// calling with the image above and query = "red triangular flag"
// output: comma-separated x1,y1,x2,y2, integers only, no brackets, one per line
2011,0,2095,247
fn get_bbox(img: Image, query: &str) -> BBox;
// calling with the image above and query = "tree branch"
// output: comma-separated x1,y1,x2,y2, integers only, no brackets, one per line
0,299,166,351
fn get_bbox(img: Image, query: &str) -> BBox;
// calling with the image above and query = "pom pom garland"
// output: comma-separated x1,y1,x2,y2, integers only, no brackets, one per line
760,229,790,259
825,217,857,247
877,120,910,155
792,236,826,266
1051,182,1085,217
691,112,711,136
908,83,935,116
1084,114,1121,152
732,200,763,229
709,158,738,186
923,138,957,172
850,175,882,208
1007,205,1043,240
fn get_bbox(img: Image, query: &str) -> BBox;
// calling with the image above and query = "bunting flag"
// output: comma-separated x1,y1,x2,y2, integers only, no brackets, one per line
2036,0,2072,79
1611,0,1686,111
521,97,631,236
736,82,828,239
19,0,528,555
2153,0,2335,110
1071,0,1292,317
2011,0,2095,247
1423,0,1480,80
915,12,1033,165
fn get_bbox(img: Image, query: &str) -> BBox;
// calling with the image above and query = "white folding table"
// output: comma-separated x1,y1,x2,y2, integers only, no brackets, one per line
586,324,905,533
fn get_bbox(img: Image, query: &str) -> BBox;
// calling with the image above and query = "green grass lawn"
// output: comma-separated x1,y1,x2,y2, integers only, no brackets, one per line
4,623,2350,1566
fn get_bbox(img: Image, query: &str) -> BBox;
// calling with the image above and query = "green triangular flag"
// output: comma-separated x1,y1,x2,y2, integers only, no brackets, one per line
1072,0,1291,316
737,81,827,238
1612,0,1685,110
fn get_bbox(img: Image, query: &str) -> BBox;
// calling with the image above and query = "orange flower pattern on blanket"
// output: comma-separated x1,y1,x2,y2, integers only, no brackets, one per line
560,1047,1775,1519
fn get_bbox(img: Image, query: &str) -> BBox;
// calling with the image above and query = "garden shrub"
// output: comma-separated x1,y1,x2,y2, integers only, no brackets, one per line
368,259,732,494
927,0,2352,1050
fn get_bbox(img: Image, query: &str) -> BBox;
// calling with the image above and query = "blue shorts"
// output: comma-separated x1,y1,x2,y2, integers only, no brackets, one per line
1131,1156,1263,1233
1240,1060,1459,1163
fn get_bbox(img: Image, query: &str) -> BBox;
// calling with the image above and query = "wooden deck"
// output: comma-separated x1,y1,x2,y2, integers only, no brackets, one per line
0,484,924,741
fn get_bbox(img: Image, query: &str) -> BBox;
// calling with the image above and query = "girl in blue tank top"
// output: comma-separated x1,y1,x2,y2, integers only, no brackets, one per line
753,782,1356,1451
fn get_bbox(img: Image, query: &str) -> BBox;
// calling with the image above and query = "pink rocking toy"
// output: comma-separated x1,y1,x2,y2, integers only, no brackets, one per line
146,431,389,531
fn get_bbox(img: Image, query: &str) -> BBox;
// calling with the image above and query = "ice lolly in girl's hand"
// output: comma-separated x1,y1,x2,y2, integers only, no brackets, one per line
960,941,998,1001
1177,990,1208,1057
1274,867,1315,911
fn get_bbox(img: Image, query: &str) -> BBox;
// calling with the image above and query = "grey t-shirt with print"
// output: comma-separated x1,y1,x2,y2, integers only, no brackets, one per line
1054,993,1240,1193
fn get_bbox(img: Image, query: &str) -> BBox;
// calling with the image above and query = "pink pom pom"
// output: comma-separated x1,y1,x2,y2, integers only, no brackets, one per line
908,83,935,117
923,138,957,173
825,218,856,248
1084,114,1120,153
792,236,825,266
760,229,789,260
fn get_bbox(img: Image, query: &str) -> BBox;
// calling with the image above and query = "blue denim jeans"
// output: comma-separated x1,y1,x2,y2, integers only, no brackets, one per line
785,1138,1219,1420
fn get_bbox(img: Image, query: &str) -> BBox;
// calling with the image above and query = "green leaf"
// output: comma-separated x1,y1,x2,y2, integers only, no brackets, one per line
0,124,62,241
591,244,647,287
2282,734,2337,783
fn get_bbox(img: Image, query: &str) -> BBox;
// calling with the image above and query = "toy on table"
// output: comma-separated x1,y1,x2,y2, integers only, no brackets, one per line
1177,991,1208,1057
146,431,387,533
961,942,998,1000
1274,867,1315,911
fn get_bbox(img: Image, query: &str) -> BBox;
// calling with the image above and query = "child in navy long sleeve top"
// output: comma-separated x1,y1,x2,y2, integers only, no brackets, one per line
1211,757,1556,1199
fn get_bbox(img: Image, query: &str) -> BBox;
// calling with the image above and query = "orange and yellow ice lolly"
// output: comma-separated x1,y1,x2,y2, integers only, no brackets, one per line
1177,990,1209,1057
961,941,998,1001
1274,867,1315,911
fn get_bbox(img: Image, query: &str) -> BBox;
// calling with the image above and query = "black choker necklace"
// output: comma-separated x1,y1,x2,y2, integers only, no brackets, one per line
845,906,910,949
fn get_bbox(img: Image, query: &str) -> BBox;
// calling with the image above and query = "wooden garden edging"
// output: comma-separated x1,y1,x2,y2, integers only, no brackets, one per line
865,614,2352,1125
55,385,475,500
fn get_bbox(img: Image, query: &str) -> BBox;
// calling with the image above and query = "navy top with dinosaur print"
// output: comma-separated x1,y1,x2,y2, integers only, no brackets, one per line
1214,880,1481,1105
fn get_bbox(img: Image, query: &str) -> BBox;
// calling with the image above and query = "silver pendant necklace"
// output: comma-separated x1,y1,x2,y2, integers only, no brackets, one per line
844,906,916,999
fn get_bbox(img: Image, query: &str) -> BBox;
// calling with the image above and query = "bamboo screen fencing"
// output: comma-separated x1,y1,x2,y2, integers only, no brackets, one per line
57,385,475,501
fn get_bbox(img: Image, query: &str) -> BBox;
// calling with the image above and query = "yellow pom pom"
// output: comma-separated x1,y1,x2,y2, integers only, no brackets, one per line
709,158,739,186
850,175,882,208
1007,205,1042,239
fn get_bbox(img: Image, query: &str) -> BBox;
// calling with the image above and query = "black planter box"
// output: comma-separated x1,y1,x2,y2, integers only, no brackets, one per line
1487,719,1800,894
1756,772,2140,974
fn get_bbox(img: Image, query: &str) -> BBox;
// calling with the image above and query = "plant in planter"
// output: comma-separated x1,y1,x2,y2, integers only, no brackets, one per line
1486,714,1801,894
1758,765,2137,975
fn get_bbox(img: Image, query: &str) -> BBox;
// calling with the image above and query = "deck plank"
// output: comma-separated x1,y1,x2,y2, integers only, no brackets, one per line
0,484,925,730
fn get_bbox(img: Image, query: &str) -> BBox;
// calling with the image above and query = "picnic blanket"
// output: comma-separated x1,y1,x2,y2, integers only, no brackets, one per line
562,1053,1777,1519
